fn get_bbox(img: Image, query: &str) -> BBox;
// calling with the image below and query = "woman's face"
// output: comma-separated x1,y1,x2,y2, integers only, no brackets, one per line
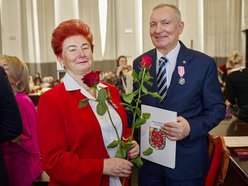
58,35,93,77
118,57,127,67
0,60,15,86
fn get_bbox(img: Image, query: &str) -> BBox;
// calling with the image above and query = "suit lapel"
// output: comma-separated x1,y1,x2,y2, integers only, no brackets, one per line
140,46,192,106
149,49,159,92
148,50,164,106
165,42,191,103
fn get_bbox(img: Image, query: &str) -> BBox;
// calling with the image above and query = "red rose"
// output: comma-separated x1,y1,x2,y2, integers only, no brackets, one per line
82,71,101,87
141,55,152,69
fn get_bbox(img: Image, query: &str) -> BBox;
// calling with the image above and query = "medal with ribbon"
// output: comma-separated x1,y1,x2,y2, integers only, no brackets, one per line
178,66,185,85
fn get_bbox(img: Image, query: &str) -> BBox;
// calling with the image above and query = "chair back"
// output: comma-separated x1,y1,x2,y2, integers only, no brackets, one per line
205,134,230,186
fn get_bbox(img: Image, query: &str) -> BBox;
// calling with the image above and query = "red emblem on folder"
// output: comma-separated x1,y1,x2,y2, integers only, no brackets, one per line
149,127,166,150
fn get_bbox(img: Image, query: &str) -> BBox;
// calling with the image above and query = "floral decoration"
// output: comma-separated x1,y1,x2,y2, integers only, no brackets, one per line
121,55,162,158
78,55,161,185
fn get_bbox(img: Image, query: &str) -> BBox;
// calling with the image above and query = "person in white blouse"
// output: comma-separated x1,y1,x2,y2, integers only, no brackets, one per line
36,19,139,186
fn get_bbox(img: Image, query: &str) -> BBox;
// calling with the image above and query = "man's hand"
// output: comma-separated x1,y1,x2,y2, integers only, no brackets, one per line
161,116,190,141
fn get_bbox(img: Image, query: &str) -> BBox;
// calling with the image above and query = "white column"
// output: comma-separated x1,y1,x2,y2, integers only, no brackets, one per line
1,0,22,58
179,0,204,52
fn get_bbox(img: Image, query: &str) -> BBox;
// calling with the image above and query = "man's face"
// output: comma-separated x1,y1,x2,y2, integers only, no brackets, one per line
149,6,184,55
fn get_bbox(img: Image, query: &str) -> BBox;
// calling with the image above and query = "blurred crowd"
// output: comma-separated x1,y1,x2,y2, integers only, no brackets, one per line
29,72,61,95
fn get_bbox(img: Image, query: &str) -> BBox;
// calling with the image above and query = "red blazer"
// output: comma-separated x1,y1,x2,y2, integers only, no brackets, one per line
37,82,131,186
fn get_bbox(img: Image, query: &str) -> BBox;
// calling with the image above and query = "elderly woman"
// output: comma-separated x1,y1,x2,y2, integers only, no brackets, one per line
0,55,42,186
224,51,248,122
0,66,22,186
36,19,139,186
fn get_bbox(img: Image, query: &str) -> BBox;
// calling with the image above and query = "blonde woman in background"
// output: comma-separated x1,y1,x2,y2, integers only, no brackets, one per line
0,55,42,186
226,51,245,73
224,51,248,122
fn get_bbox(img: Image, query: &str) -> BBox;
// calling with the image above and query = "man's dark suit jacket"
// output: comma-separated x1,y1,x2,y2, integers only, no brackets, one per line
132,41,226,180
0,66,22,186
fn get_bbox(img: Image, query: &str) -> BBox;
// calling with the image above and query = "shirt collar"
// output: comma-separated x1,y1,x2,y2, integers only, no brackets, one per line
63,73,81,91
230,66,246,73
63,72,107,100
156,41,181,65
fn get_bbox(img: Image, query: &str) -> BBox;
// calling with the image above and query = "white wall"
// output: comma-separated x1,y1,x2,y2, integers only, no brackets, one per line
1,0,22,59
179,0,204,52
116,0,138,64
54,0,78,26
0,0,245,65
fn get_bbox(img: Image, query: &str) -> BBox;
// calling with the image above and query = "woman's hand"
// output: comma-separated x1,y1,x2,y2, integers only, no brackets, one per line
128,140,139,159
103,157,133,177
11,136,20,144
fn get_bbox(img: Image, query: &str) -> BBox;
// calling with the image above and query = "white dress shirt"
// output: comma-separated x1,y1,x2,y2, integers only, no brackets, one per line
156,42,181,89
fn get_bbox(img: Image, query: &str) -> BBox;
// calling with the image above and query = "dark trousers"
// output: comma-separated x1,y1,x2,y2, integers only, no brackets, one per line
138,160,204,186
0,152,9,186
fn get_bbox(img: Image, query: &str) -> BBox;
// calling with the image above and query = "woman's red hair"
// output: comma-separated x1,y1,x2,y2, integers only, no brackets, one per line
51,19,94,57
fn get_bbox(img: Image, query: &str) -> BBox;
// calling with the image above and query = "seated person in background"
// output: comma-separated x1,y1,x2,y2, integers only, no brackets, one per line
29,75,35,93
41,76,54,88
102,71,118,85
121,65,133,94
224,51,248,122
33,72,43,86
0,55,42,186
0,66,22,186
115,55,133,95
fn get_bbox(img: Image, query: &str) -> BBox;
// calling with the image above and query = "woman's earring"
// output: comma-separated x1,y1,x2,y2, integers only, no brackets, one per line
15,81,20,87
61,63,65,68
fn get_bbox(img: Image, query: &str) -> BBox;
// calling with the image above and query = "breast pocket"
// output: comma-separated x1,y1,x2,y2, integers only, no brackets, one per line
168,80,203,111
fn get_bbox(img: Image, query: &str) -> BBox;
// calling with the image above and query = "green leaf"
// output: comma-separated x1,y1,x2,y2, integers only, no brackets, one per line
128,136,133,142
142,112,151,120
97,102,108,116
120,102,131,107
124,107,133,112
132,89,139,97
134,107,141,117
107,140,119,148
78,99,89,108
122,93,134,104
121,141,133,149
131,70,138,82
120,141,128,149
130,157,143,168
138,69,144,80
115,148,127,158
148,92,162,101
141,84,148,94
97,88,107,102
144,73,152,81
143,147,153,156
145,80,153,86
133,117,146,128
